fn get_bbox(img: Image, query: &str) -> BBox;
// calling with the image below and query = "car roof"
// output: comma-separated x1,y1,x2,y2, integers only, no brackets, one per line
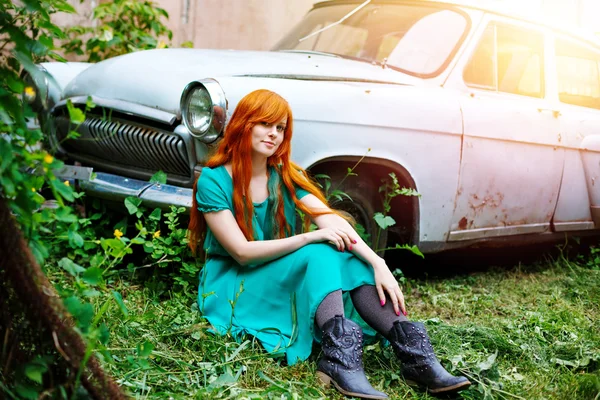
312,0,600,49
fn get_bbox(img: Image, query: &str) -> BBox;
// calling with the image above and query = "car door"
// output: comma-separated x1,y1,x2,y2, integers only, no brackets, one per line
550,34,600,231
446,17,565,241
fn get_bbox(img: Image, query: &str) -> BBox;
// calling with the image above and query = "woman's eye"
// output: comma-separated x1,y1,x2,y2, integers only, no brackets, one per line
277,126,285,132
261,121,270,127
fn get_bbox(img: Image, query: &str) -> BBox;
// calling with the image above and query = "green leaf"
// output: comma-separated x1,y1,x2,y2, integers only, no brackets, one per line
124,196,142,215
47,51,67,62
373,213,396,230
150,170,167,184
394,244,424,258
149,208,162,221
398,187,420,197
15,384,39,400
83,267,103,285
52,179,74,202
100,27,114,42
101,238,126,257
55,206,77,223
25,362,47,384
476,351,498,373
112,291,128,317
329,190,352,202
85,96,96,110
54,0,77,13
130,237,145,244
64,297,93,331
66,100,85,124
137,340,154,358
68,229,84,248
209,371,237,388
58,257,85,276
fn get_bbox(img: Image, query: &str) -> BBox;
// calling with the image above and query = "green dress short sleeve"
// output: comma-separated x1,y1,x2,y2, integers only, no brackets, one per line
195,167,234,257
195,167,232,213
295,186,310,200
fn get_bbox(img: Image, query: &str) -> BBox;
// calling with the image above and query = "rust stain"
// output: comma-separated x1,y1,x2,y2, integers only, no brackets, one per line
458,217,468,230
469,192,503,213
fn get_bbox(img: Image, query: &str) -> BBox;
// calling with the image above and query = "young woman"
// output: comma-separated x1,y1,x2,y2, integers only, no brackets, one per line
188,89,470,399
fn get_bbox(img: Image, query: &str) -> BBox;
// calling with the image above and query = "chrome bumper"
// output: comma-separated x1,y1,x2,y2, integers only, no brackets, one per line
79,171,193,211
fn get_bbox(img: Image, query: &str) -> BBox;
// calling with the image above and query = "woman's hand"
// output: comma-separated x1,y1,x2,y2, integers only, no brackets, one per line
306,227,358,252
372,259,407,316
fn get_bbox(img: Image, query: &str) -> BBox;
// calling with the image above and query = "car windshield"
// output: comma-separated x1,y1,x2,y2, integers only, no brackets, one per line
273,3,469,77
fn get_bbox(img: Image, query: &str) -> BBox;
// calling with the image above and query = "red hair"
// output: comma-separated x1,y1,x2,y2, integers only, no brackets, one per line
188,89,341,255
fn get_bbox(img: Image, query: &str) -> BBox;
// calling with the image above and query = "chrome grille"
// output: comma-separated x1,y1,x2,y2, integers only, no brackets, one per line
56,115,191,179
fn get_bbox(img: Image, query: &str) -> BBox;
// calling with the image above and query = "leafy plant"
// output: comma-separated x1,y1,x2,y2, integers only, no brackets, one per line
0,0,78,262
374,172,422,257
63,0,176,62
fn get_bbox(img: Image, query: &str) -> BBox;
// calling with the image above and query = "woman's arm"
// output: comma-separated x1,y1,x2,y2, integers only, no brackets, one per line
300,194,407,316
203,209,350,266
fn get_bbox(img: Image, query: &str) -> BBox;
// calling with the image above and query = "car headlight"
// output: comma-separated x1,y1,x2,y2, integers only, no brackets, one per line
180,78,227,143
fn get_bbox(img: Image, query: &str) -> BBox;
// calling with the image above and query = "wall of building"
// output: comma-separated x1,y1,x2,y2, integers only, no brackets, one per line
160,0,315,50
54,0,315,52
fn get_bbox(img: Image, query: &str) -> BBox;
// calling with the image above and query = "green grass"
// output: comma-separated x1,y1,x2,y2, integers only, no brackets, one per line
46,250,600,399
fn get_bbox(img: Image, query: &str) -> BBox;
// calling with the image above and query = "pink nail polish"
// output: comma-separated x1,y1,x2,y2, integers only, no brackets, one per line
403,310,408,316
380,300,385,306
396,310,400,316
352,239,357,244
349,245,353,251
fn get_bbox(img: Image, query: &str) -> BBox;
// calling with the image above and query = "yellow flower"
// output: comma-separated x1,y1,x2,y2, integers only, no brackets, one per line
153,230,161,239
157,40,166,49
92,46,100,53
44,154,54,164
24,86,36,102
114,229,124,239
64,180,70,187
31,187,36,192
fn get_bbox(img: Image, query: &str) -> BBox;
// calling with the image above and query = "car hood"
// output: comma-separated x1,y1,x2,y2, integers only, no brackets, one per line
63,48,420,115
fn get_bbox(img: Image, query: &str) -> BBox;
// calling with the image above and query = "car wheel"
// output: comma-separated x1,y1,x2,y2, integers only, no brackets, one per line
324,171,388,255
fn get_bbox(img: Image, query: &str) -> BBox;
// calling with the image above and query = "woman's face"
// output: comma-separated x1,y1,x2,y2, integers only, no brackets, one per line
250,116,287,159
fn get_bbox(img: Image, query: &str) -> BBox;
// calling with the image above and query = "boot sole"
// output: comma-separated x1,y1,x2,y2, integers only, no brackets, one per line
405,379,472,394
317,371,388,400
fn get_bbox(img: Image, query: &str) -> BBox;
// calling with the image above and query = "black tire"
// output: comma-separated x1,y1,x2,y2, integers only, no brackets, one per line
323,170,388,254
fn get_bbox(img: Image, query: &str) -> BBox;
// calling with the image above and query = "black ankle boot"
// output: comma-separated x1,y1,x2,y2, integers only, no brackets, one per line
317,315,388,400
388,321,471,394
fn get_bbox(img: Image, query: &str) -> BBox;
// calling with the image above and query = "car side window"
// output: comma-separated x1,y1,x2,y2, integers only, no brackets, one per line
555,39,600,110
464,23,544,98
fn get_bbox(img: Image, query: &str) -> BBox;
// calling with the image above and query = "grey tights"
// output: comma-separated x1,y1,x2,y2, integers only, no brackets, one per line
314,285,408,336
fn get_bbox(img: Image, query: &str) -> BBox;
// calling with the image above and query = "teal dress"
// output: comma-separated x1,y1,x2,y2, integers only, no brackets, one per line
195,165,377,365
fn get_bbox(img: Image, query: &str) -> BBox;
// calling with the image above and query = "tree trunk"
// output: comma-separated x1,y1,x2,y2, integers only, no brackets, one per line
0,197,127,399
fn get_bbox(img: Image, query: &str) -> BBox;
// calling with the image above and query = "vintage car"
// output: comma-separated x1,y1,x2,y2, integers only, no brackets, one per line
29,0,600,254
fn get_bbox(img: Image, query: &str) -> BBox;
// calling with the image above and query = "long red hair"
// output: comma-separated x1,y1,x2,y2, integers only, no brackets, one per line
188,89,340,255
